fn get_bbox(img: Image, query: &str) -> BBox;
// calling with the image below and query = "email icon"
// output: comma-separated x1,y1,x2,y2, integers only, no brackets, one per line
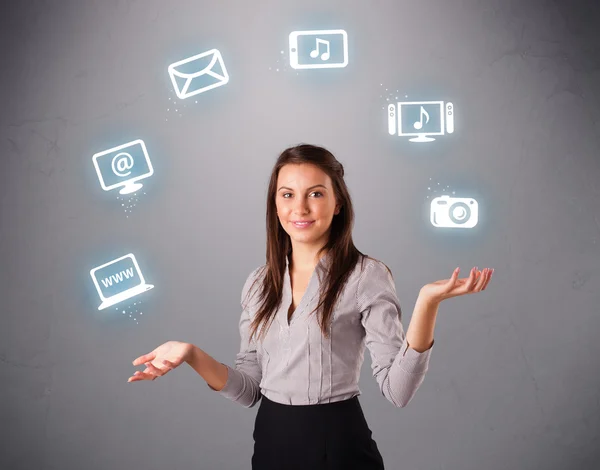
168,49,229,100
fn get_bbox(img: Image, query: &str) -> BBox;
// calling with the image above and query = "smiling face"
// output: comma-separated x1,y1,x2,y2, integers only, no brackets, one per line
275,163,340,250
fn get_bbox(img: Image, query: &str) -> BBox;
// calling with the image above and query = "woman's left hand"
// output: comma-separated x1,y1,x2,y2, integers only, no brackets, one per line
419,267,494,303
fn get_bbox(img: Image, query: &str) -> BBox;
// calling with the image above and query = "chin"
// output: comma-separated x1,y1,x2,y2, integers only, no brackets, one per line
290,232,327,244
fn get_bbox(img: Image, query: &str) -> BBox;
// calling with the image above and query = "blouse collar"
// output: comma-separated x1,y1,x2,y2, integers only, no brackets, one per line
285,250,331,281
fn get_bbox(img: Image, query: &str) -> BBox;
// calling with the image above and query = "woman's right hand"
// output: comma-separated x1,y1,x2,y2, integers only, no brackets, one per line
128,340,193,383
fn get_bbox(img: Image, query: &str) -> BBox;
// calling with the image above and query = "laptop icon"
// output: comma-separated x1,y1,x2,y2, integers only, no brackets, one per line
90,253,154,310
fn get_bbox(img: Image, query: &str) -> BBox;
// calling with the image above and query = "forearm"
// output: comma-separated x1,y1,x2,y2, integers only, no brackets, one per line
378,292,438,408
186,345,229,391
405,292,439,353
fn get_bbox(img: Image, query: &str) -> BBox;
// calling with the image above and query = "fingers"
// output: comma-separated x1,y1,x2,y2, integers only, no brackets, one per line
473,269,486,291
472,267,493,292
429,266,494,301
127,359,175,383
132,352,156,366
145,361,167,377
458,267,493,294
444,268,461,294
463,267,479,291
480,268,494,291
127,369,158,382
128,371,153,382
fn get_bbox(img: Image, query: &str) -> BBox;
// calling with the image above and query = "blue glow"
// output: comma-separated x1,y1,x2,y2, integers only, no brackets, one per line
430,195,479,229
92,139,154,195
90,253,154,311
289,30,348,69
168,49,229,100
388,100,455,142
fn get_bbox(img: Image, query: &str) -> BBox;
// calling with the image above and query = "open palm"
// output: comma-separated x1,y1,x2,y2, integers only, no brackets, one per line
420,267,494,303
128,340,192,382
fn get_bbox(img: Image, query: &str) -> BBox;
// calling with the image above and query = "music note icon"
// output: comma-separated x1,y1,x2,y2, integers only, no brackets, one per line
309,38,330,61
413,106,430,130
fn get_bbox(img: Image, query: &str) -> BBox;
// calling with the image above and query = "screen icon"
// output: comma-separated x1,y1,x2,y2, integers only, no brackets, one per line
90,253,154,310
289,29,348,69
430,195,478,229
168,49,229,99
92,139,154,195
388,101,454,142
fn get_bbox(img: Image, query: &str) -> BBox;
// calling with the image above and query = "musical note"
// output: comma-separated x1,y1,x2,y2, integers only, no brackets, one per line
310,38,331,61
413,106,430,130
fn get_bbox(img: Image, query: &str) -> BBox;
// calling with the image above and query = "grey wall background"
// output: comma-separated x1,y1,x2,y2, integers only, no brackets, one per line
1,0,599,469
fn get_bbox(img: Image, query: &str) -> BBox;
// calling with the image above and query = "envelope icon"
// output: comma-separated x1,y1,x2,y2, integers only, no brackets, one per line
168,49,229,100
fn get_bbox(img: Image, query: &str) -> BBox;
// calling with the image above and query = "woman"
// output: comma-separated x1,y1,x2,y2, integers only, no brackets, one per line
128,144,494,469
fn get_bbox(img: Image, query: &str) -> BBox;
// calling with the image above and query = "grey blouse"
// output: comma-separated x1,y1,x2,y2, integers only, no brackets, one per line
209,253,434,408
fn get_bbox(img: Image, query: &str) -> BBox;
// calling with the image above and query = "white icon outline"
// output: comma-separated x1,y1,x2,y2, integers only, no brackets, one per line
92,139,154,195
430,195,478,229
168,48,229,100
388,100,455,142
90,253,154,311
289,29,348,69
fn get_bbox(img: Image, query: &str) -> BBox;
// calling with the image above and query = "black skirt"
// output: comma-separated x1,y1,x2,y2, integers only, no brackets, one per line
252,393,385,470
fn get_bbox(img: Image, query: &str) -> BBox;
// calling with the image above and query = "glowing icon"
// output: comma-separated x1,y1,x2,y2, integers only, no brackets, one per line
289,29,348,69
430,195,478,229
168,49,229,99
388,101,454,142
310,38,331,60
90,253,154,310
92,139,154,195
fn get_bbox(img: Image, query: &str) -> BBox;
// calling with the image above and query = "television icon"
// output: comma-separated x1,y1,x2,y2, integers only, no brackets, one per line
430,195,478,229
90,253,154,310
92,139,154,195
388,101,454,142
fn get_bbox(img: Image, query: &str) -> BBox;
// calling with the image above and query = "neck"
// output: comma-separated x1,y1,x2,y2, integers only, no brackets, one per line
289,244,328,272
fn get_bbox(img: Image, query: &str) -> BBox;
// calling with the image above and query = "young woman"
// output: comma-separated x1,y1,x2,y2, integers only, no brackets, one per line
128,144,494,469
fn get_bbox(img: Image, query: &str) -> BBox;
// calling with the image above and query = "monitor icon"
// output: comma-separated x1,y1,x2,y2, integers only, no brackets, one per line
388,101,454,142
92,139,154,195
90,253,154,310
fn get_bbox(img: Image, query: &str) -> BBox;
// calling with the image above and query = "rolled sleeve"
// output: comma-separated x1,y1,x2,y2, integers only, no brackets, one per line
207,266,265,408
357,259,434,408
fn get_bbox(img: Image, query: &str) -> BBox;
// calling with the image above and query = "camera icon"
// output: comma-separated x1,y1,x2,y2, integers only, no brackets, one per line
430,195,478,229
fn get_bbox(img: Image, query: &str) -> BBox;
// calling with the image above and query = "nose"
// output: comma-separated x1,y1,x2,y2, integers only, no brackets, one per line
293,197,309,214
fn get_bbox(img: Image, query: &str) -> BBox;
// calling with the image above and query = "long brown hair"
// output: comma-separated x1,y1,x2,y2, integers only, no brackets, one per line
246,144,372,343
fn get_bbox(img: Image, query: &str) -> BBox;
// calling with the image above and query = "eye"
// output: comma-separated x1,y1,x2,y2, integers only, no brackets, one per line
281,191,323,198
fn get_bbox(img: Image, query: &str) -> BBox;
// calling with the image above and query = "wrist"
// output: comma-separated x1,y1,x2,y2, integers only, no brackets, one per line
185,344,201,365
417,290,442,307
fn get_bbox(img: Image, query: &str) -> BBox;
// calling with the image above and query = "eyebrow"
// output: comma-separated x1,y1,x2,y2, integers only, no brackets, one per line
277,184,328,192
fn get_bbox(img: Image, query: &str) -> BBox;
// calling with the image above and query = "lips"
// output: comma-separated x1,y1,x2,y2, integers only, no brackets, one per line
291,220,314,228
